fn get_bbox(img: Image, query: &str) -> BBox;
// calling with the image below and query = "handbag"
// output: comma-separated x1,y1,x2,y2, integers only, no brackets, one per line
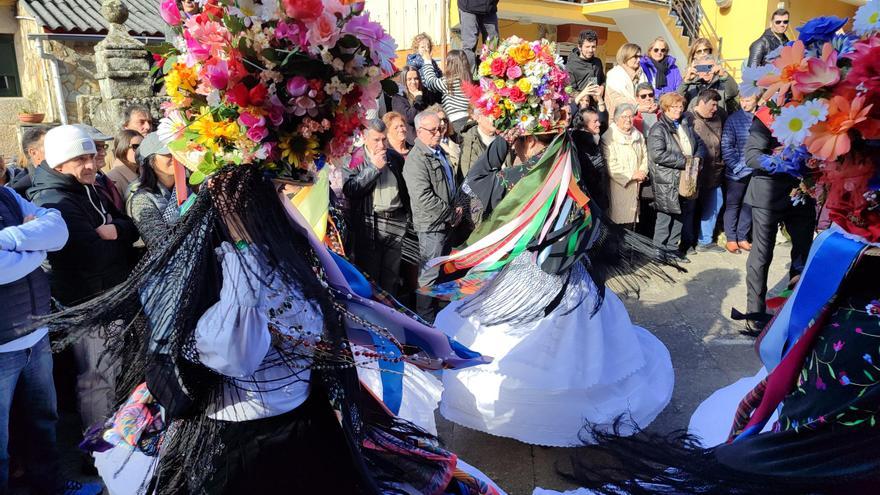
678,156,701,199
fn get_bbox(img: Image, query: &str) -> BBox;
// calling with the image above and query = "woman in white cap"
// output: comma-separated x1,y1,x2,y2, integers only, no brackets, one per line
126,132,184,252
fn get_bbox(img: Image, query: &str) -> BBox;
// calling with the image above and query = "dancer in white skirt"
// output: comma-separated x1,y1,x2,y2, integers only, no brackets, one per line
424,36,675,447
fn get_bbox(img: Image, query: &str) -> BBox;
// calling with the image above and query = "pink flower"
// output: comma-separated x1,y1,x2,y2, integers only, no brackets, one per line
815,375,826,390
293,95,317,116
159,0,181,26
359,80,381,111
184,33,210,62
342,13,397,74
266,95,286,127
793,43,840,94
307,12,341,49
205,59,229,90
286,76,309,98
275,21,309,50
505,65,523,79
281,0,323,22
833,340,845,352
239,112,269,143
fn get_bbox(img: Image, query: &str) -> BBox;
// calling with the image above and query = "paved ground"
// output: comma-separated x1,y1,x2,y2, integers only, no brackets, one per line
436,242,794,495
32,240,793,495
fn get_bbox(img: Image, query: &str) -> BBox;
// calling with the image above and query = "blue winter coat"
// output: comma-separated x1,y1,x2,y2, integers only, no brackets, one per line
721,109,755,181
639,55,683,98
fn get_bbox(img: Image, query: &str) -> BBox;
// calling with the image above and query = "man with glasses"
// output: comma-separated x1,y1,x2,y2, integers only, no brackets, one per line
403,111,459,322
747,8,790,68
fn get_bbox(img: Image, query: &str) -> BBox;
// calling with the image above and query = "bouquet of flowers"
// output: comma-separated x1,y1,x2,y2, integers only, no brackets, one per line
748,4,880,240
468,36,571,134
154,0,397,183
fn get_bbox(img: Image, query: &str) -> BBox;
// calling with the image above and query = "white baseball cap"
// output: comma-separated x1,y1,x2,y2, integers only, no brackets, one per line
73,123,113,142
45,125,97,168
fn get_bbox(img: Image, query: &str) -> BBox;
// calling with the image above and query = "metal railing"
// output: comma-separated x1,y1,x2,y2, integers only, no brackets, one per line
669,0,723,55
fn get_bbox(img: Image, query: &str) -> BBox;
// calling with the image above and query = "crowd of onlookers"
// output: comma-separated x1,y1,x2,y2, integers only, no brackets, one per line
0,2,809,492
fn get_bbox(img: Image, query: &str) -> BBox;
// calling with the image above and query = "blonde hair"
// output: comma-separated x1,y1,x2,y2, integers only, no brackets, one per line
616,43,642,66
648,37,669,54
688,38,714,64
382,111,405,128
658,92,687,112
411,33,434,53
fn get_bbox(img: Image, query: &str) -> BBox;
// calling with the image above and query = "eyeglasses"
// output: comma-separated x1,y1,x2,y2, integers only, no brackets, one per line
638,93,654,99
131,143,140,150
95,143,108,151
695,47,712,54
774,19,789,25
419,126,440,135
652,47,668,54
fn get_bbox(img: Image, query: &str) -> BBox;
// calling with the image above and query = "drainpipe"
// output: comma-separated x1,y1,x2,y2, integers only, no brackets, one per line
17,16,68,124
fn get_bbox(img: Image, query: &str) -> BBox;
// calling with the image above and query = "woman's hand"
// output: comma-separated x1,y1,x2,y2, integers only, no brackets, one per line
685,66,698,80
502,127,523,144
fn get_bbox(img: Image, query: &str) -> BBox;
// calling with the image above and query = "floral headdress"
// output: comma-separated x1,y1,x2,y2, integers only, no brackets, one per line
751,5,880,241
467,36,571,134
154,0,397,183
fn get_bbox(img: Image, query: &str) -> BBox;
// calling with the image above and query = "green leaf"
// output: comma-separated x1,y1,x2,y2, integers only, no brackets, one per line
865,369,875,381
826,364,836,379
162,56,177,75
146,42,177,57
841,419,866,426
189,170,206,185
223,14,246,35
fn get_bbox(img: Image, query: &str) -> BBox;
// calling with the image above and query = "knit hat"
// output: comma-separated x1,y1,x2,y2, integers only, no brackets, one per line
44,125,97,168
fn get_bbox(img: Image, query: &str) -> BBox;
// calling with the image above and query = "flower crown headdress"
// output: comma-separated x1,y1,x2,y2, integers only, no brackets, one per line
466,36,572,135
154,0,397,183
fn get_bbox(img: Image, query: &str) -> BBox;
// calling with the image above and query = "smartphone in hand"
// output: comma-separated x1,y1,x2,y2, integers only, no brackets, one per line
695,64,713,73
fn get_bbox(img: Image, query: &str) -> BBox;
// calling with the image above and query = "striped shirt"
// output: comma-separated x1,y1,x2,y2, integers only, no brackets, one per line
420,62,470,125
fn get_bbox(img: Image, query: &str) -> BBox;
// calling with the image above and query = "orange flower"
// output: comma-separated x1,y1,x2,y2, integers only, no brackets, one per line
804,95,874,161
758,40,808,105
509,43,535,65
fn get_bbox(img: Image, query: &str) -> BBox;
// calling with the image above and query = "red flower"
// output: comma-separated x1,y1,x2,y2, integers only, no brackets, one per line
227,82,268,108
490,57,506,77
841,45,880,120
201,0,223,19
508,86,526,104
281,0,323,22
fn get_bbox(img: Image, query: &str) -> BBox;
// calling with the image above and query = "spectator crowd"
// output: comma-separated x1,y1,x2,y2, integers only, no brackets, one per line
0,3,813,492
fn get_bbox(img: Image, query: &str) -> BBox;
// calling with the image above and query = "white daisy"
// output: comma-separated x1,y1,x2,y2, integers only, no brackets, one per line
800,99,829,123
741,62,776,94
771,105,819,147
854,0,880,35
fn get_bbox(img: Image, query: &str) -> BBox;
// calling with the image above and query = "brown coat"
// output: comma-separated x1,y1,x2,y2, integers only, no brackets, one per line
602,124,649,225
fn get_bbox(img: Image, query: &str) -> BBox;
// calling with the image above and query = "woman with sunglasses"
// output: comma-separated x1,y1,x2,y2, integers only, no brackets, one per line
605,43,648,119
106,129,143,201
678,38,739,115
638,37,683,99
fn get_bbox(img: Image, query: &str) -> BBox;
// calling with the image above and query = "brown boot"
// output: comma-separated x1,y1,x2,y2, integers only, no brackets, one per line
725,241,741,254
738,240,752,251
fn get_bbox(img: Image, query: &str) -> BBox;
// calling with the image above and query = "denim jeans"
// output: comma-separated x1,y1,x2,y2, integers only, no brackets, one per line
698,185,723,245
723,177,752,242
0,335,61,494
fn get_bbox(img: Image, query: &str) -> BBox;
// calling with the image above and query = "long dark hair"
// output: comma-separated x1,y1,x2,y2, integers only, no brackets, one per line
135,154,162,194
114,129,142,167
399,65,423,103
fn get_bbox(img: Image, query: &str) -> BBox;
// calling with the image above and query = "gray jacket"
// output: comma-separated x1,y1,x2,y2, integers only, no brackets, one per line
403,139,455,232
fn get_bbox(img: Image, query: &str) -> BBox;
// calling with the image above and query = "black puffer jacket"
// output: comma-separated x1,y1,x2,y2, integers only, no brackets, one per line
565,48,606,92
27,162,138,305
647,116,706,215
747,28,789,68
457,0,498,14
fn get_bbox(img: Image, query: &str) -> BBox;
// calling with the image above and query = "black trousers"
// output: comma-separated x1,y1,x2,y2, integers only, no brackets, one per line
652,198,696,252
745,203,816,314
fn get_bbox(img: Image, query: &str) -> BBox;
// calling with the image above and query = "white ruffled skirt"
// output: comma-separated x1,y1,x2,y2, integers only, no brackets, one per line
436,266,674,447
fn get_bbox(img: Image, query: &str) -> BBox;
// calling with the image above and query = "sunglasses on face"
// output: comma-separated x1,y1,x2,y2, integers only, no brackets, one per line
774,19,789,25
652,47,668,54
131,143,140,150
695,48,712,54
638,93,654,99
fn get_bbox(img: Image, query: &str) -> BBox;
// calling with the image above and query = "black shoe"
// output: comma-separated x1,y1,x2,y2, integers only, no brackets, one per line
739,321,765,337
671,250,691,264
696,243,726,253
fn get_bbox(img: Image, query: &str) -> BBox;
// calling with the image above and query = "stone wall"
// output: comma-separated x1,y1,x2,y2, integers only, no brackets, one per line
50,40,100,125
